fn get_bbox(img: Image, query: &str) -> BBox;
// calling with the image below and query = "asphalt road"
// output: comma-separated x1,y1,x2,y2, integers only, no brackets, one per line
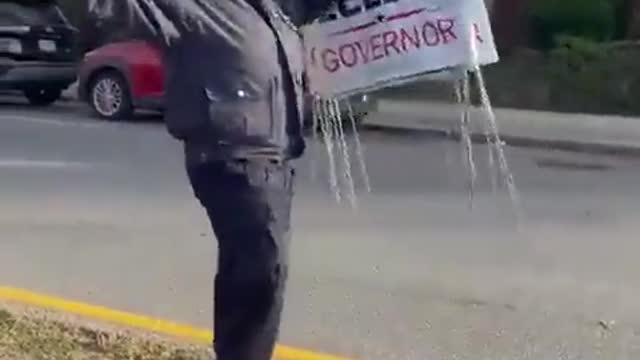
2,100,640,359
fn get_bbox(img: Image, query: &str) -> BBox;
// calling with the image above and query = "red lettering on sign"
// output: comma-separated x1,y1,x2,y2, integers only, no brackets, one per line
382,30,401,56
436,18,457,43
354,41,370,63
339,43,358,67
310,47,317,66
400,27,421,51
370,33,384,60
473,23,483,43
421,21,440,46
322,49,340,72
311,17,466,73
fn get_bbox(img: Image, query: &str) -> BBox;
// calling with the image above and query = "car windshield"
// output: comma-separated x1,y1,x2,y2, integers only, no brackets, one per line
0,2,69,27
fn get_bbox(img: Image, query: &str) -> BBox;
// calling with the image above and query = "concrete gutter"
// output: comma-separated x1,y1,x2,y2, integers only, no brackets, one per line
363,99,640,155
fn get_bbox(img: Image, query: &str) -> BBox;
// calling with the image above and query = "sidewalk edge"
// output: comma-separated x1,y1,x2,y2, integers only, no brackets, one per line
363,99,640,156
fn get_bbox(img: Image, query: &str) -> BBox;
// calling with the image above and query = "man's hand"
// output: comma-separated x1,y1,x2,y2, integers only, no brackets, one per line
87,0,182,48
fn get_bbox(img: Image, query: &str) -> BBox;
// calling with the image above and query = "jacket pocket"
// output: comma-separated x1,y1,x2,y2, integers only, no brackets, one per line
204,78,279,146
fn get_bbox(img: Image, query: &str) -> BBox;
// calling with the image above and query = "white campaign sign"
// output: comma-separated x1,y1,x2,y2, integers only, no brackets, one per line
301,0,499,98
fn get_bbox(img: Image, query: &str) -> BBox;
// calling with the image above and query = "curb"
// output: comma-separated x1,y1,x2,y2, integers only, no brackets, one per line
363,124,640,157
0,286,354,360
362,99,640,156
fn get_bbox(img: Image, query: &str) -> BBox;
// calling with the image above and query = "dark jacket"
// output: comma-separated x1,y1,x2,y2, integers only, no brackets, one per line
86,0,333,165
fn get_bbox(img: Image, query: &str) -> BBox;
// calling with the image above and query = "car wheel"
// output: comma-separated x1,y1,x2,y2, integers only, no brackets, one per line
24,88,62,106
89,71,133,120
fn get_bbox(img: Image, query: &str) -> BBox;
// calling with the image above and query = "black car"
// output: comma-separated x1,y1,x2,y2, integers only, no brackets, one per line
0,0,77,105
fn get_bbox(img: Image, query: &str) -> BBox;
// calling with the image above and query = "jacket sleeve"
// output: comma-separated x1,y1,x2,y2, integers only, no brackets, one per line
87,0,181,49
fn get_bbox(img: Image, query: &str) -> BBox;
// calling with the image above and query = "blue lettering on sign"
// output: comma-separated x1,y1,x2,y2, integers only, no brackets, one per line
319,0,400,23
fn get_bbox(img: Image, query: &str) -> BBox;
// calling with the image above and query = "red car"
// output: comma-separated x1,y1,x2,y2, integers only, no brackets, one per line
77,40,164,120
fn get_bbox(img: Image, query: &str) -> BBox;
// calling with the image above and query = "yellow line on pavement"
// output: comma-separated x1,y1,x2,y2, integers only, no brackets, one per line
0,286,353,360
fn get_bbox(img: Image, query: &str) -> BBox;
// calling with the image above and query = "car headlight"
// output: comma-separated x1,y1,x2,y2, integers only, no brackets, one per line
0,38,23,54
9,40,23,54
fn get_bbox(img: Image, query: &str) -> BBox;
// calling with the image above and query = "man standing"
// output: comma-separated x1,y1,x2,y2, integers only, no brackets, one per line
87,1,333,359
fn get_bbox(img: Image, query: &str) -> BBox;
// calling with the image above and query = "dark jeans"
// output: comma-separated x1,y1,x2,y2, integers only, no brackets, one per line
187,159,295,360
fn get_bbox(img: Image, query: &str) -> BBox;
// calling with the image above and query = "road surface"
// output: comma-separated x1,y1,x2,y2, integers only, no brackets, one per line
2,100,640,359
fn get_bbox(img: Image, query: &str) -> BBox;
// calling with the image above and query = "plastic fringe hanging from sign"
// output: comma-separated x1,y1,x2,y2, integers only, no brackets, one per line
312,96,369,208
454,71,476,209
302,0,521,212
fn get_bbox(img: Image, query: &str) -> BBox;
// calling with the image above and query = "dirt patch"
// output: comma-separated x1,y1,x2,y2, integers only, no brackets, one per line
0,303,211,360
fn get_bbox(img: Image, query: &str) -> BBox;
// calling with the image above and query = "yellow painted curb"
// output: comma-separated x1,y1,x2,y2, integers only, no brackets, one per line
0,286,354,360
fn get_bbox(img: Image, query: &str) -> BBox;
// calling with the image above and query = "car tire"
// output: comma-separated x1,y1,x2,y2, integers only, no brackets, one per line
24,88,62,106
89,70,133,120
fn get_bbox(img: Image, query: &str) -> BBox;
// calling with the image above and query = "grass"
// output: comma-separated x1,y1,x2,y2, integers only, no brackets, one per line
374,43,640,117
0,306,211,360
